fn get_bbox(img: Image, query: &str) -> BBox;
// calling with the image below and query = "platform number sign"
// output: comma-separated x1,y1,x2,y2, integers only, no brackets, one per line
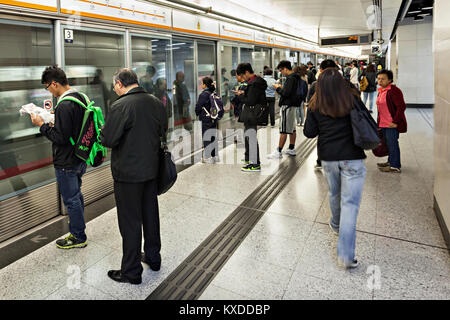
64,29,74,43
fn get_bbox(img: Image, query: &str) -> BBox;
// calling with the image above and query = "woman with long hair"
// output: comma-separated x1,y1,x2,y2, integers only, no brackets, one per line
304,68,367,269
195,76,219,164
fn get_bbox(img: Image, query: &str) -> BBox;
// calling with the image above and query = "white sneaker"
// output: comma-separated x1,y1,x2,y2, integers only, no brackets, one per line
267,150,282,159
283,149,296,156
213,156,220,163
204,157,215,164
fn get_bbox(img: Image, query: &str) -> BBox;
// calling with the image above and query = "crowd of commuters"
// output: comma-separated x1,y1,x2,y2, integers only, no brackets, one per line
27,56,407,285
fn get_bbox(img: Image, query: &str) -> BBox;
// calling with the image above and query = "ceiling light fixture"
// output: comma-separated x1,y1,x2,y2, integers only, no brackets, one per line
408,10,421,14
421,6,433,10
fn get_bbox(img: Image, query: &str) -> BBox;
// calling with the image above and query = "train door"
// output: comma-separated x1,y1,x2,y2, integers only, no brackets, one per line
129,32,172,136
217,42,239,123
0,16,57,242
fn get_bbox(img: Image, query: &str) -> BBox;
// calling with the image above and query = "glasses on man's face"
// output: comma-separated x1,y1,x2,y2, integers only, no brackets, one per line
45,82,53,90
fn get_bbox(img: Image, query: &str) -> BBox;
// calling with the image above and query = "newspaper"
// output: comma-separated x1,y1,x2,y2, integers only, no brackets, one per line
19,103,55,125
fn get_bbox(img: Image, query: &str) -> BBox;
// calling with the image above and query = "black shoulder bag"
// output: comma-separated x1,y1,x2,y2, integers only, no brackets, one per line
350,97,380,150
157,125,177,195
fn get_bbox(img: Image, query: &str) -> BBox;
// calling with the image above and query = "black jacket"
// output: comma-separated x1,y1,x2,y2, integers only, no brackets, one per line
238,75,267,125
238,75,267,107
303,108,366,161
100,87,168,183
363,71,377,92
40,91,87,169
276,72,302,107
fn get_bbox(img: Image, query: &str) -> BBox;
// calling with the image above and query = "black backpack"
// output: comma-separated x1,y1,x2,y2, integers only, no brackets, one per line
295,78,308,103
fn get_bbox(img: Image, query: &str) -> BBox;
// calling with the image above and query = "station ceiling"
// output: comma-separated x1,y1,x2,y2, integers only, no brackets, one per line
188,0,404,56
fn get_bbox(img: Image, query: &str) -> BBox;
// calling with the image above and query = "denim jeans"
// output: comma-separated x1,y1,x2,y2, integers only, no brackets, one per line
362,91,376,111
55,162,87,242
295,102,305,125
381,128,401,168
322,159,366,265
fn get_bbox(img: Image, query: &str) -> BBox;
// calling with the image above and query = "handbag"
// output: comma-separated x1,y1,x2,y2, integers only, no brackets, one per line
372,129,389,157
350,97,380,150
157,126,177,195
239,104,267,126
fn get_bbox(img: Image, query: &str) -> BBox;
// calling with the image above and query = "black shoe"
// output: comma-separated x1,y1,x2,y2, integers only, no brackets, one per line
55,234,87,249
241,163,261,172
107,270,141,285
141,252,161,271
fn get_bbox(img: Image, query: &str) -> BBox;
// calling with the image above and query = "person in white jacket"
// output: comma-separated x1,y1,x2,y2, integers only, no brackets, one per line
350,61,360,90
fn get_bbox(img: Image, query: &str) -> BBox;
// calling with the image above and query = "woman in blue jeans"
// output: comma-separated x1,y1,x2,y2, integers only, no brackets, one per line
304,68,367,269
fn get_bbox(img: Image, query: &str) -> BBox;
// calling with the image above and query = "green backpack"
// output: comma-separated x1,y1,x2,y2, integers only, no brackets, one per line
56,92,107,167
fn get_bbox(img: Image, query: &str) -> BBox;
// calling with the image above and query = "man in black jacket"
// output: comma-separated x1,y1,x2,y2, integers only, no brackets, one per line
235,63,267,172
306,61,317,85
31,65,88,249
100,68,168,285
268,60,303,159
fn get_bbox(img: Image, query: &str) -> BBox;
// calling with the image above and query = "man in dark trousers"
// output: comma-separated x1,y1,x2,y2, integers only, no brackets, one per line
101,68,168,285
235,63,267,172
31,65,88,250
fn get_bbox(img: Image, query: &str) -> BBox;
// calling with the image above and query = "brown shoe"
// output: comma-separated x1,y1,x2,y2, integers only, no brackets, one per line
377,162,390,167
379,166,401,173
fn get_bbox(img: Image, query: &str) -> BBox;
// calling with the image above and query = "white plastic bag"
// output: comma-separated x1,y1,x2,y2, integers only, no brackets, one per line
20,103,55,125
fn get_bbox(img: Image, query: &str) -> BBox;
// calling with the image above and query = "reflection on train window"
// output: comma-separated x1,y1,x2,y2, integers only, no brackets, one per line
253,47,271,76
240,47,254,65
0,21,54,199
300,51,311,65
289,51,299,67
64,29,125,120
172,38,195,133
317,53,327,65
131,36,172,134
219,45,238,122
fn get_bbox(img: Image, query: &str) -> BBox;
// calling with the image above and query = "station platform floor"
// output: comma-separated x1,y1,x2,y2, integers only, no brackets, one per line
0,108,449,300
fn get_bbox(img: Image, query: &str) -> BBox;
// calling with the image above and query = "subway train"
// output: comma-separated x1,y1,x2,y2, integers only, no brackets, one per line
0,0,355,245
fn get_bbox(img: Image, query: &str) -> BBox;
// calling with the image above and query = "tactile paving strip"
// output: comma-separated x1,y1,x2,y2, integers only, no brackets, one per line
147,138,317,300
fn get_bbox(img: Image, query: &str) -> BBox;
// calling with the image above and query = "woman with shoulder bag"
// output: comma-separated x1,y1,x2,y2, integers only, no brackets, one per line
304,68,367,269
195,77,219,164
361,64,377,113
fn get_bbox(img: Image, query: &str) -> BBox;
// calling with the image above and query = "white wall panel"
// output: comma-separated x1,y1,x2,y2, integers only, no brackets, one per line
0,0,57,12
434,0,450,245
397,22,434,104
60,0,171,29
219,22,254,42
172,10,219,37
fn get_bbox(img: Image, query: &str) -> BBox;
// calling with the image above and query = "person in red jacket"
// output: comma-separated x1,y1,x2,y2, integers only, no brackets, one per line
376,70,407,173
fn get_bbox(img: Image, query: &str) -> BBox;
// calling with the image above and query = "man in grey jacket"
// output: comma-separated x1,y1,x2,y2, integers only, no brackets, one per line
101,68,167,285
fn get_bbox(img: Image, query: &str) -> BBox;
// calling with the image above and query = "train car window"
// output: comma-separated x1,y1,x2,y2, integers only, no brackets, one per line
171,38,195,134
219,45,238,123
253,47,271,77
131,36,172,138
64,29,125,121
